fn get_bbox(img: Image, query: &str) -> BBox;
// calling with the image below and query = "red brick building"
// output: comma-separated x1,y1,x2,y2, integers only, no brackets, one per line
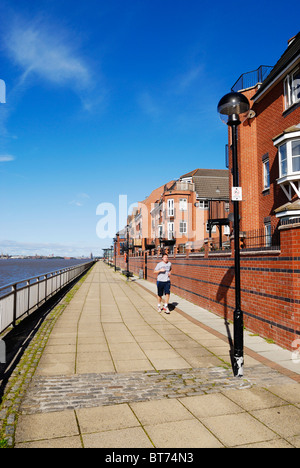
228,32,300,243
121,168,229,255
114,34,300,352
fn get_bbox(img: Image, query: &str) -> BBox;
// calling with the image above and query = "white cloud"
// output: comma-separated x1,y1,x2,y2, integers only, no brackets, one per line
3,14,103,110
7,17,91,86
69,192,90,207
0,154,15,162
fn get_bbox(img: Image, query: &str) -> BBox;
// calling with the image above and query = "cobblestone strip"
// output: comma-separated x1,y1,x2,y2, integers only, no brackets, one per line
0,268,93,448
19,364,293,415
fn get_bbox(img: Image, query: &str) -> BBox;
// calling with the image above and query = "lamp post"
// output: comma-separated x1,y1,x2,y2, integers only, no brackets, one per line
113,237,117,271
126,224,130,281
217,91,250,377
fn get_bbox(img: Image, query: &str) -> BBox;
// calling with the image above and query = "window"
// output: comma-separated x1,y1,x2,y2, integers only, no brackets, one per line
167,199,174,217
179,221,187,234
279,143,288,177
198,200,209,209
292,140,300,172
278,139,300,178
167,222,174,240
284,67,300,109
158,225,163,238
265,223,272,248
179,198,187,211
263,159,270,189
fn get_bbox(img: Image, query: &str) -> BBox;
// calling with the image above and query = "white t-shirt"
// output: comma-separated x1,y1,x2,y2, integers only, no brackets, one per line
155,261,172,282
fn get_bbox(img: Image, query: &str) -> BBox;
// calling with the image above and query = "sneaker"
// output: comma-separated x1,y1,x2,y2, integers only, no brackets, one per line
157,305,162,313
163,305,170,314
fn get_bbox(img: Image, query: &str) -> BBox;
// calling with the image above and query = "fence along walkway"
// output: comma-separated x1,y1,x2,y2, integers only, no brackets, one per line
0,261,95,334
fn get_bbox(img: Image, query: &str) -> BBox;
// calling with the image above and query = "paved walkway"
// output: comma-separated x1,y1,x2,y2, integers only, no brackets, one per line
13,262,300,448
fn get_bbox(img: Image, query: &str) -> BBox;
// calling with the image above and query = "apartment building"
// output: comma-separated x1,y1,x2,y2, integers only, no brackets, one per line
126,168,229,254
227,32,300,242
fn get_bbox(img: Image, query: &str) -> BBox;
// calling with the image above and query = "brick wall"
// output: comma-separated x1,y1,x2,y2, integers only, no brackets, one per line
116,225,300,351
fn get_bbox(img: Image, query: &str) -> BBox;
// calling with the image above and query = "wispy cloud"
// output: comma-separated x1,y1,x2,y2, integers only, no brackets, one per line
137,64,213,130
2,13,105,111
137,91,163,119
6,16,91,86
0,154,15,162
171,65,203,95
69,192,90,207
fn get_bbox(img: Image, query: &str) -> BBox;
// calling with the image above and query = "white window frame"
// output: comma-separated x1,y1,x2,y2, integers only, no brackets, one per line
198,200,209,210
279,144,287,178
284,66,300,110
167,222,174,240
179,221,187,234
158,224,163,238
263,158,270,190
167,199,174,217
179,198,187,211
278,138,300,178
292,139,300,173
265,223,272,248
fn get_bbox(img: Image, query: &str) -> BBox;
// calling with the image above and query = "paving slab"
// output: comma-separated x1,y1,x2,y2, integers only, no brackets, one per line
7,261,300,448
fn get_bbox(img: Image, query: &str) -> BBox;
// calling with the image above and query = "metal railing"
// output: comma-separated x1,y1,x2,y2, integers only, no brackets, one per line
240,227,280,251
0,261,95,334
231,65,273,92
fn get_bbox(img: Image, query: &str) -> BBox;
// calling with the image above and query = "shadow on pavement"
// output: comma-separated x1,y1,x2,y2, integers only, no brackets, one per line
0,277,84,403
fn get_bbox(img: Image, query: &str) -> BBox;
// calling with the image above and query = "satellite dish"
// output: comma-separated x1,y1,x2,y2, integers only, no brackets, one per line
248,110,256,119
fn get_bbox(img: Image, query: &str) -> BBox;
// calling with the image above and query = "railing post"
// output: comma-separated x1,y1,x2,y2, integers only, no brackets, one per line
27,280,30,314
12,284,17,327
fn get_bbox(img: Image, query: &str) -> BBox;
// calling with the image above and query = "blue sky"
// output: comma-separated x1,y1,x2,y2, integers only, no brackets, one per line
0,0,299,257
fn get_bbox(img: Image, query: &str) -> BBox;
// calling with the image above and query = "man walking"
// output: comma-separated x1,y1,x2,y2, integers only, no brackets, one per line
154,253,172,314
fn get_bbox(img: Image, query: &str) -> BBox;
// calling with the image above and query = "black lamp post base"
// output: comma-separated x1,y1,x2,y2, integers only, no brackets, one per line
233,354,244,377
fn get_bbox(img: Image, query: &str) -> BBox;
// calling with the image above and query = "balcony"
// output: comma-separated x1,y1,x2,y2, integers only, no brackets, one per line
231,65,273,92
175,182,195,191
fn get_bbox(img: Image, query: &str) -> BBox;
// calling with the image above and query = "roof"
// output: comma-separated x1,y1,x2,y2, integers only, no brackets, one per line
275,199,300,214
139,180,175,205
181,168,229,199
273,123,300,142
252,31,300,101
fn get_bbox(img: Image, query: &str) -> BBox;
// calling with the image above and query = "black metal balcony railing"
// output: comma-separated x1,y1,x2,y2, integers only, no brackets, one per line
240,226,280,251
231,65,273,93
210,226,280,252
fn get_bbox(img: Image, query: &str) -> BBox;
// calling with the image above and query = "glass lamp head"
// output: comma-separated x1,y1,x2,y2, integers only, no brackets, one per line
218,92,250,125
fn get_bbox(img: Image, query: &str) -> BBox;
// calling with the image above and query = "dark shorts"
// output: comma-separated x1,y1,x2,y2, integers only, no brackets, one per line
157,280,171,297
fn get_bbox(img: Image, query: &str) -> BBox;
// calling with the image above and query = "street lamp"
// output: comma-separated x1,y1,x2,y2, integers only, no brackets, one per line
113,237,117,271
217,91,250,378
126,224,130,281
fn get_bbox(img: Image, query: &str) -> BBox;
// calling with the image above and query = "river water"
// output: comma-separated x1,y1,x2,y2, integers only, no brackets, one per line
0,258,92,289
